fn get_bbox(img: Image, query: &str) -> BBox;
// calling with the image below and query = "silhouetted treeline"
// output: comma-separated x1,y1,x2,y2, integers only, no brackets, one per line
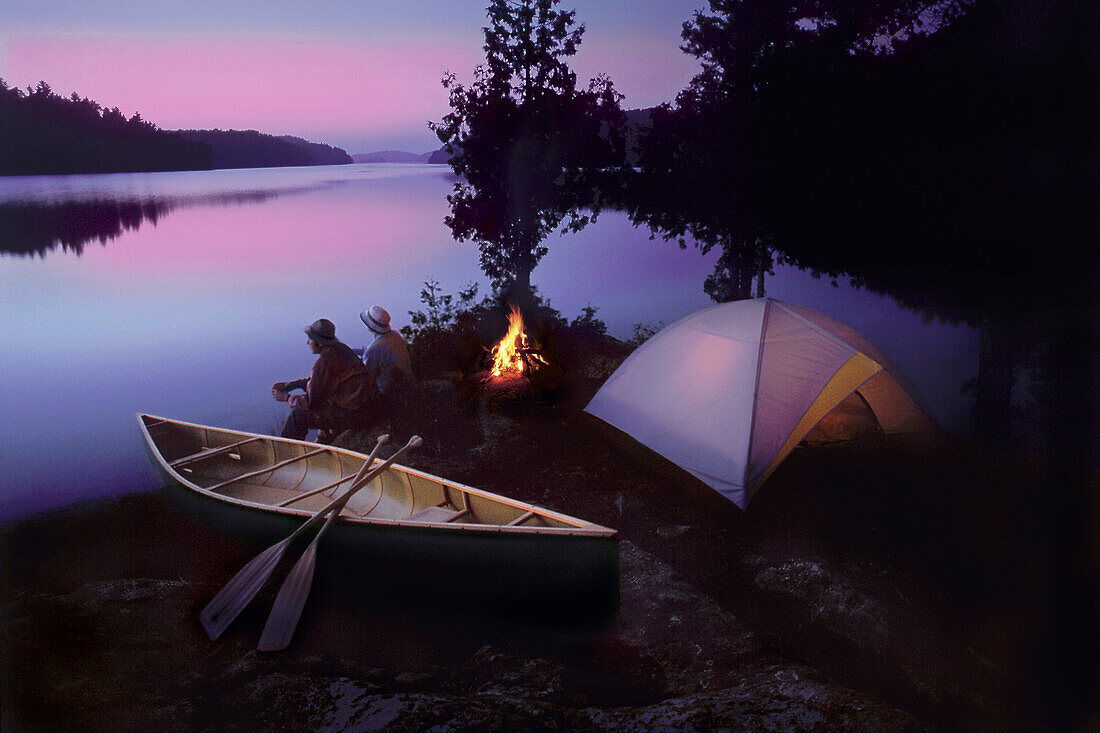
174,130,351,170
626,0,1094,457
628,1,1092,323
741,1,1089,324
427,148,452,164
0,80,212,175
0,78,353,175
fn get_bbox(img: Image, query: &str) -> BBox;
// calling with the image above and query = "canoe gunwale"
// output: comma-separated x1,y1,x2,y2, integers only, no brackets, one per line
138,413,617,539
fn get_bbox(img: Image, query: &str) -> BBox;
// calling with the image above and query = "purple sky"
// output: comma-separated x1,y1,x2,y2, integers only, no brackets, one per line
0,1,706,154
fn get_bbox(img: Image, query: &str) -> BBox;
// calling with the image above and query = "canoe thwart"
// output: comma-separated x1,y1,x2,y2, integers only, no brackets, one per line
277,470,361,507
506,510,537,526
170,437,263,468
205,447,328,492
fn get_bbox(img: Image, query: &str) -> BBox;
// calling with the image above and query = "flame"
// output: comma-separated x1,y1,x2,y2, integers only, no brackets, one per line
486,305,546,380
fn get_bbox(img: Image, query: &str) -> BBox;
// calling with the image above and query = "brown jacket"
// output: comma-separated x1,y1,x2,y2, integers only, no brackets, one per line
288,342,376,413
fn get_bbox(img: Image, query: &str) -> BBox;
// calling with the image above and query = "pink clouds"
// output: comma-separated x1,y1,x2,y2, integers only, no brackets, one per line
2,32,480,140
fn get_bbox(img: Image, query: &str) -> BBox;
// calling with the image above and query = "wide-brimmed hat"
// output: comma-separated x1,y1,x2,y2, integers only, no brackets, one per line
304,318,339,345
360,305,391,334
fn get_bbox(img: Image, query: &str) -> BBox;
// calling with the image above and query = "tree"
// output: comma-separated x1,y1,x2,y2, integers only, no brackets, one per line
630,0,973,302
626,5,1094,725
630,0,1096,444
432,0,628,304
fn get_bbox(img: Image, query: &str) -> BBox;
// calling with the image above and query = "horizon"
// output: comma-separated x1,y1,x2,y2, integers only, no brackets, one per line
0,1,707,154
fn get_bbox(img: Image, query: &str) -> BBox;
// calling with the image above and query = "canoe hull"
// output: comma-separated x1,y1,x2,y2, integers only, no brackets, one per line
140,415,619,618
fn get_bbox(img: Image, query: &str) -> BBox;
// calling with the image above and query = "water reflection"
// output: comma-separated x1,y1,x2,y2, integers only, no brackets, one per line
0,186,337,258
0,164,978,522
3,198,170,257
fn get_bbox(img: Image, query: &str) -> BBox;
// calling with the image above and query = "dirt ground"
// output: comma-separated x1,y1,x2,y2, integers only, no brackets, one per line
2,352,1095,731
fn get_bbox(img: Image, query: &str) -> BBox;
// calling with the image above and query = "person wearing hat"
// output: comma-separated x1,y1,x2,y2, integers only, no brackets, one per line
272,318,378,442
356,305,413,396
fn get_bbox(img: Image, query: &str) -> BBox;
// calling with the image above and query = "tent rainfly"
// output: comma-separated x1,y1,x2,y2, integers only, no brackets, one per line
585,298,933,509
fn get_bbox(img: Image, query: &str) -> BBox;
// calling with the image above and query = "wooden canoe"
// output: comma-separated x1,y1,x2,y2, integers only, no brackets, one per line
138,414,619,608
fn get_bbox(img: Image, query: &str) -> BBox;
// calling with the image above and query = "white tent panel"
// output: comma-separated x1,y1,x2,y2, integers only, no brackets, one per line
587,301,767,507
586,298,934,509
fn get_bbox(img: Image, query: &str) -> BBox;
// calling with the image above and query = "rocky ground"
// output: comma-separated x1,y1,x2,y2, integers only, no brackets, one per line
2,336,1094,731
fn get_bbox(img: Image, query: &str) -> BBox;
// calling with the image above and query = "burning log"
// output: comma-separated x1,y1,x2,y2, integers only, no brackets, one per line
482,305,548,386
468,304,566,405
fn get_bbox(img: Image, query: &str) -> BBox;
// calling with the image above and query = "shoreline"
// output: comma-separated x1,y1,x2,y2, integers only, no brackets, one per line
1,491,921,731
3,344,1090,729
3,410,1083,730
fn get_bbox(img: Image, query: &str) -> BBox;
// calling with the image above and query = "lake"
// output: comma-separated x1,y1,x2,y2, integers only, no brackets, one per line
0,163,978,521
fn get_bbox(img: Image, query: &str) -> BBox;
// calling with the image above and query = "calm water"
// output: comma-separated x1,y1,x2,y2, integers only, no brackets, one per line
0,163,978,521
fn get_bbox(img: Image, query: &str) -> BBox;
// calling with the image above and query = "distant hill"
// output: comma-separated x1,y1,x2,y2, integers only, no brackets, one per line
278,135,353,165
427,148,451,164
353,150,431,163
352,149,448,164
175,129,351,170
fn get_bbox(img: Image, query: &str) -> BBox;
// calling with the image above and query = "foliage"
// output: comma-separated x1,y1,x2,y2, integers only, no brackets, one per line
628,0,978,303
568,305,607,340
747,0,1088,325
399,279,481,378
401,279,482,343
432,0,630,299
400,278,619,381
630,0,1094,448
630,0,1093,324
627,321,664,348
0,79,212,175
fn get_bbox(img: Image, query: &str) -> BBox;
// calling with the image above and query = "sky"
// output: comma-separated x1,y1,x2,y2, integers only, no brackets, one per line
0,0,707,154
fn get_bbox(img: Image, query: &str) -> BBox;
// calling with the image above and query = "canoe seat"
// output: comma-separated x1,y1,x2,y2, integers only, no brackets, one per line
406,505,459,523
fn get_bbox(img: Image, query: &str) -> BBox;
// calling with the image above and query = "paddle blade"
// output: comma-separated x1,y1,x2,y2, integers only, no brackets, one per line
256,542,319,652
200,540,289,640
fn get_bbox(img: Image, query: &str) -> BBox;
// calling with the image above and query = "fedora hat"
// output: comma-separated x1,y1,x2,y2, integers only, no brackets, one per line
360,305,391,334
304,318,339,345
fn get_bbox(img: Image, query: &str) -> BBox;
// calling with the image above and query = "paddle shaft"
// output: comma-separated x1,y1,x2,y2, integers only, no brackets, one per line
256,435,423,651
312,434,423,526
278,435,398,545
199,434,389,640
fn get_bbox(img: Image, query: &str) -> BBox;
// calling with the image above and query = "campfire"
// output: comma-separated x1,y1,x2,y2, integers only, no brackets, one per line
481,304,548,389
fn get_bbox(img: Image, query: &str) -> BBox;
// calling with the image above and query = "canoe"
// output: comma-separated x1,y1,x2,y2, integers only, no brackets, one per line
138,414,619,610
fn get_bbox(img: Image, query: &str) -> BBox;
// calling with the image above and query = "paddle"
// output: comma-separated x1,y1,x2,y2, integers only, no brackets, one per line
257,434,423,651
199,433,390,641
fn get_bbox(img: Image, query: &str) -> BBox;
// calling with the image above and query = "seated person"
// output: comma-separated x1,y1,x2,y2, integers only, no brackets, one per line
272,318,378,442
356,305,414,400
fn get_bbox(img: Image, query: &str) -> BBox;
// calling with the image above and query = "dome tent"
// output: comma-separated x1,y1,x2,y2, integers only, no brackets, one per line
585,299,933,509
